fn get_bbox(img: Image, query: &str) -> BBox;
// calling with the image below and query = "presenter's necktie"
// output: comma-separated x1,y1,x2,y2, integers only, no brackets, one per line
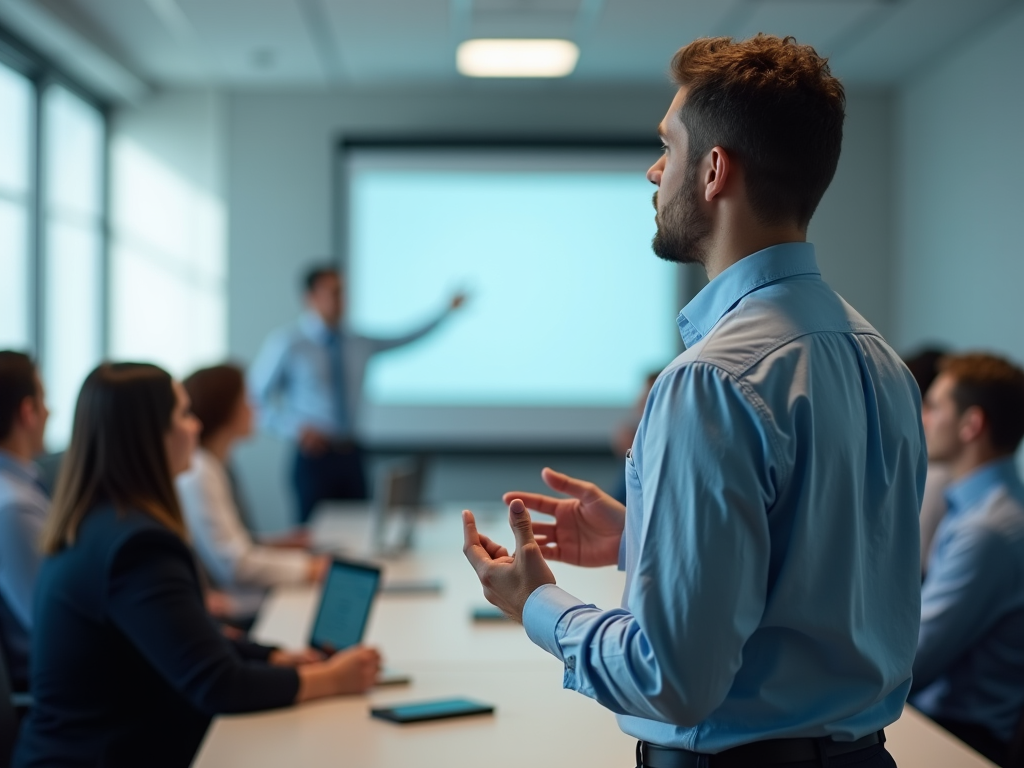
327,330,350,437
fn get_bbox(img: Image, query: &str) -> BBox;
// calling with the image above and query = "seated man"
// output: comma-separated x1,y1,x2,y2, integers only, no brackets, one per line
913,352,1024,766
0,351,50,691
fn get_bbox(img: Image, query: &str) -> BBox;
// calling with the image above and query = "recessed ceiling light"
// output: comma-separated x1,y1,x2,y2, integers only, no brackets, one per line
456,39,579,78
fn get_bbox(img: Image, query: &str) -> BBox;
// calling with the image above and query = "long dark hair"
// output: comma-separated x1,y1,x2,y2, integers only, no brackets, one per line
42,362,186,553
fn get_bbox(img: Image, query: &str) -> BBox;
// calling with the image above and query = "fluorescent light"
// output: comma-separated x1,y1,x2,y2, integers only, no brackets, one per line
457,39,579,78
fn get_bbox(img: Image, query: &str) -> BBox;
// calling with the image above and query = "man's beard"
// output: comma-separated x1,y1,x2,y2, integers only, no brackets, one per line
651,165,711,266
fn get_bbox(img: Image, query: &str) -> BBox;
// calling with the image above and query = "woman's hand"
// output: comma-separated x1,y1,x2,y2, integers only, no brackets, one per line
295,646,382,702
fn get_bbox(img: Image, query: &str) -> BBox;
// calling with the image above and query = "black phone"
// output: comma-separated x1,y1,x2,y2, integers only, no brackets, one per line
370,698,495,724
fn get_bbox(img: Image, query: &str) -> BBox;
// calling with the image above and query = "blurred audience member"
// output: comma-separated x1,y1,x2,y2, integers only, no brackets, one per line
249,264,465,523
0,352,49,691
177,364,328,618
904,346,952,575
610,371,660,505
911,352,1024,766
15,363,380,768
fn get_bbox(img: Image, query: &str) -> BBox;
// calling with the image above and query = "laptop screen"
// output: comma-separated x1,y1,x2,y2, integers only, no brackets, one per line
309,559,381,652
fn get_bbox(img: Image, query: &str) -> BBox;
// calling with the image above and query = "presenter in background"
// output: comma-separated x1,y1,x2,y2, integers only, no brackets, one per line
250,265,465,523
464,35,924,768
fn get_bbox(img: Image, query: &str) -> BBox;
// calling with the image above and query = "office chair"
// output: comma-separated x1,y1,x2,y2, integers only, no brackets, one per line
1005,706,1024,768
0,643,19,768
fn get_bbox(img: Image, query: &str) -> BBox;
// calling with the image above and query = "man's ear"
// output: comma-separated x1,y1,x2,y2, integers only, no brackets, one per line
704,146,732,202
958,405,987,445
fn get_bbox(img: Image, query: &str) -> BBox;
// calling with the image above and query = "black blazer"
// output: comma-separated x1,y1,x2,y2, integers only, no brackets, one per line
14,505,299,768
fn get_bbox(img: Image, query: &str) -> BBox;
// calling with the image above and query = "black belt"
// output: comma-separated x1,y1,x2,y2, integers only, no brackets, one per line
638,730,884,768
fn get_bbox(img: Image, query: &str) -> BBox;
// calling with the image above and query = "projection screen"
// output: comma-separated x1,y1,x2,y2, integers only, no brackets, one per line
339,141,684,448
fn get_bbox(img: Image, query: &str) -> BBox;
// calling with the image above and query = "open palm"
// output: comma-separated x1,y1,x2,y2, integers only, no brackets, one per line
503,468,625,568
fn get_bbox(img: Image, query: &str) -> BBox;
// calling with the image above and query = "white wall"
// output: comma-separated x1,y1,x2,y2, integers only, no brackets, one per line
893,3,1024,360
220,83,897,530
109,89,228,378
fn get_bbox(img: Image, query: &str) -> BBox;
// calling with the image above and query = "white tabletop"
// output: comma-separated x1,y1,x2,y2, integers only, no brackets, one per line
193,504,994,768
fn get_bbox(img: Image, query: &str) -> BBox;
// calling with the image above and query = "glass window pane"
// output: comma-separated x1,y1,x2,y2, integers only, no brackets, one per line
43,86,105,450
44,86,103,218
0,62,32,350
0,62,31,197
0,200,30,348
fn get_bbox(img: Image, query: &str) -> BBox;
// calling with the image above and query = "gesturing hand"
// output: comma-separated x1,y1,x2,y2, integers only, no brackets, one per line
462,500,556,623
502,468,625,568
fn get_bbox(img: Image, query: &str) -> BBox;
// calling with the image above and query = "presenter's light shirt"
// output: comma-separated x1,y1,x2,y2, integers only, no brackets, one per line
523,243,926,752
911,458,1024,742
249,309,449,441
0,450,49,687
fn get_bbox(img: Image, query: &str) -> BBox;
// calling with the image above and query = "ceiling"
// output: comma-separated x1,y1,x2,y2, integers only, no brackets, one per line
4,0,1022,98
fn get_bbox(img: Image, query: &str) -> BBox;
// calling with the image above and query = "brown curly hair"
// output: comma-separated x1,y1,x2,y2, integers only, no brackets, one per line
670,34,846,229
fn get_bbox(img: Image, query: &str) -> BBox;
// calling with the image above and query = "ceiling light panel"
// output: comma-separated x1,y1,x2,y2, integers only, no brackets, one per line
456,38,579,77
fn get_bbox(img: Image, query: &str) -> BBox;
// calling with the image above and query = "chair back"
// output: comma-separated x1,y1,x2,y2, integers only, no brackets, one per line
0,642,18,768
1006,705,1024,768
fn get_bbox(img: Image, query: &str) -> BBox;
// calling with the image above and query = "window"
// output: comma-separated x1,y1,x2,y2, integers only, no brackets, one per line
0,61,33,350
41,85,105,448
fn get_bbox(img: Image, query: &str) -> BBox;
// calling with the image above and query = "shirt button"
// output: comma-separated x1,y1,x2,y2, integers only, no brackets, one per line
566,655,576,671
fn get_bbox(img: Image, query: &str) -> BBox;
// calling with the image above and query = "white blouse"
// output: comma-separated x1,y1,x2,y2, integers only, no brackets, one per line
177,447,311,589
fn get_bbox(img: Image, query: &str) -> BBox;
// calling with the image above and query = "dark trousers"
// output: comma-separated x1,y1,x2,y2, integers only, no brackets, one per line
637,742,896,768
292,443,368,524
933,717,1009,767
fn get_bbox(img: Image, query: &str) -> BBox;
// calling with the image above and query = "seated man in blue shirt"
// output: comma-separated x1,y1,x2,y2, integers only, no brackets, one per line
0,351,50,691
463,34,924,768
249,265,464,523
912,352,1024,766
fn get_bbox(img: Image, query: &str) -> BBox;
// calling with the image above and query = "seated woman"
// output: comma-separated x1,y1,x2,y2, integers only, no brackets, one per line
14,363,380,768
176,364,327,616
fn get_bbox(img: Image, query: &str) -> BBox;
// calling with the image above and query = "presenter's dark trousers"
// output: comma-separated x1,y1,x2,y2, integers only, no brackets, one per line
292,442,368,523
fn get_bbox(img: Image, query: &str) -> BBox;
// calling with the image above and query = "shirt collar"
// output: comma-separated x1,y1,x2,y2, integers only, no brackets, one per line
0,449,41,485
299,310,338,343
944,457,1022,518
677,242,821,347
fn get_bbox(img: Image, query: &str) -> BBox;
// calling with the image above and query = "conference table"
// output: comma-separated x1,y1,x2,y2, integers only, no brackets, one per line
193,503,994,767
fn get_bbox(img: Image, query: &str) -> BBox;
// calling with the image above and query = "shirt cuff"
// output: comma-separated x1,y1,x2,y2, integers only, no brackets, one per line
522,584,589,661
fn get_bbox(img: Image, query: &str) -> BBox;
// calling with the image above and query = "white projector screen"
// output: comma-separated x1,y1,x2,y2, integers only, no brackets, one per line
341,144,682,448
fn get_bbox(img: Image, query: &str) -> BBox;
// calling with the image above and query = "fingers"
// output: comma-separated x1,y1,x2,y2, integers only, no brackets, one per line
508,499,537,551
541,467,595,500
501,491,565,517
477,532,509,559
462,510,492,576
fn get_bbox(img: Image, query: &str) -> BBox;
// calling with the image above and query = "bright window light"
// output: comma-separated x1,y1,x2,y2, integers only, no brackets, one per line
457,39,579,78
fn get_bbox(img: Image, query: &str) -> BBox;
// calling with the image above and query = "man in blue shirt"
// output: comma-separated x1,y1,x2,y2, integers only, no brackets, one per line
0,351,50,691
912,353,1024,766
250,266,464,522
463,34,925,767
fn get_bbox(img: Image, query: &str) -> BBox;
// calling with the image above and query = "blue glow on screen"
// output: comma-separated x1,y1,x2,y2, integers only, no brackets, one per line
348,168,679,407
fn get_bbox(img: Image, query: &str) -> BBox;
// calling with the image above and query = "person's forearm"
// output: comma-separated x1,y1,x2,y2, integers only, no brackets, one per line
295,664,335,703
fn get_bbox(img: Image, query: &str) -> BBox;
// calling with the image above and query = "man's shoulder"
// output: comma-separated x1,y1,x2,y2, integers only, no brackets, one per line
697,280,879,373
0,469,47,519
968,486,1024,546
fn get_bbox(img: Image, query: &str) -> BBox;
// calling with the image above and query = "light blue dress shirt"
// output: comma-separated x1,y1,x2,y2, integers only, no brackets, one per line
249,310,450,441
911,457,1024,742
0,450,49,686
523,243,926,753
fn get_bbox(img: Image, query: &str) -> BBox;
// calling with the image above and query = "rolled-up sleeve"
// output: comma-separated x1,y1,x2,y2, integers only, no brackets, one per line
522,363,777,726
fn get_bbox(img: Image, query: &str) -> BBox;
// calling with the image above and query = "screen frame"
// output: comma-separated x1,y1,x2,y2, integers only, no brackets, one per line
308,557,382,653
333,136,697,451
